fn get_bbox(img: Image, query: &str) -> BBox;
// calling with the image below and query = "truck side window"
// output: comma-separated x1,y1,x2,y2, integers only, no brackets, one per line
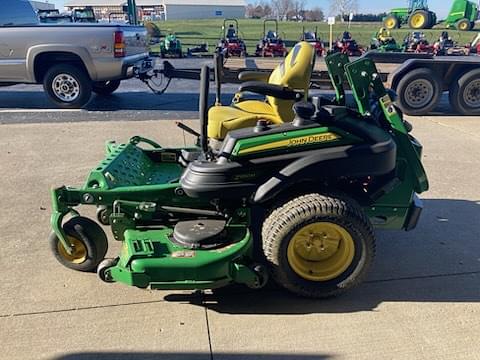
1,0,38,26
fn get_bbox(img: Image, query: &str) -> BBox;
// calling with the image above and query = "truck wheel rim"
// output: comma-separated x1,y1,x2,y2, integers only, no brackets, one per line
57,236,87,264
287,222,355,282
52,74,80,102
405,79,434,108
411,13,425,28
464,80,480,108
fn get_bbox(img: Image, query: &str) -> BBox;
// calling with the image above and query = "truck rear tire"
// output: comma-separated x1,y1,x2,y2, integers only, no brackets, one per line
92,80,121,95
43,64,92,109
449,68,480,115
395,67,442,115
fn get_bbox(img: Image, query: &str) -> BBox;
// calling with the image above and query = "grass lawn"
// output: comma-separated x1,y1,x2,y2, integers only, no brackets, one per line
151,19,479,54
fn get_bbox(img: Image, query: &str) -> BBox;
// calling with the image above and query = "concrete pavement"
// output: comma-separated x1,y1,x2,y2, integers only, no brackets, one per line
0,115,479,360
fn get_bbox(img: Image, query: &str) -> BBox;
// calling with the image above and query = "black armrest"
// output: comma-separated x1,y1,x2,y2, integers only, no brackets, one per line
238,71,270,82
239,81,302,100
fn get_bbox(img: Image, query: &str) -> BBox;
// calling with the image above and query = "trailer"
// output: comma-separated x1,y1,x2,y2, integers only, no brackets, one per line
144,54,480,116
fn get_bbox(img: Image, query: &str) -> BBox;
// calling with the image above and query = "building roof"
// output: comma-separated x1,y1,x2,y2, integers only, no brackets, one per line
65,0,246,6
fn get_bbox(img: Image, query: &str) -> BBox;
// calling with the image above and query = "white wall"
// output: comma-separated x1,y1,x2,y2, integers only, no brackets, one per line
165,5,245,20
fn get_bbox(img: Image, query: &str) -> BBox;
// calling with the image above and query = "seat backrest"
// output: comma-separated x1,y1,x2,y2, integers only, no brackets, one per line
267,41,316,122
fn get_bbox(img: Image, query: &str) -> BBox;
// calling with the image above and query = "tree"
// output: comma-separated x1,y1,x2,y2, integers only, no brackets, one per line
329,0,358,20
271,0,293,19
304,7,324,21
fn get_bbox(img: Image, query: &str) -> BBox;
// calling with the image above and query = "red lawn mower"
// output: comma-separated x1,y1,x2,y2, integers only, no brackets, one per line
255,19,288,57
403,32,434,54
331,31,364,57
216,19,247,57
300,26,325,56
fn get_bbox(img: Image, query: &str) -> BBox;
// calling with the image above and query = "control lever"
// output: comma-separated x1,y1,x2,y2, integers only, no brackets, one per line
176,121,201,138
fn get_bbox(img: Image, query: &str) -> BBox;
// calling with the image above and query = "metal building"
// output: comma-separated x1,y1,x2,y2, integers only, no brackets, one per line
64,0,246,21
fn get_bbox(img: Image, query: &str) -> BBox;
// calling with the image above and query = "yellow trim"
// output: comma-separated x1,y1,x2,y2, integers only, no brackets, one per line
458,21,469,30
287,222,355,281
238,132,340,155
57,236,87,264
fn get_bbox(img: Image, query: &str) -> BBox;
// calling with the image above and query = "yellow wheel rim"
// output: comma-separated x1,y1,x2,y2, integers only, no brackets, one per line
57,236,87,264
459,22,468,30
411,13,426,28
287,222,355,282
385,18,396,29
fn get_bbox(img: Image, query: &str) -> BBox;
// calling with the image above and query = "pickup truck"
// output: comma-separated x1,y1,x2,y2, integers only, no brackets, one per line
0,0,151,108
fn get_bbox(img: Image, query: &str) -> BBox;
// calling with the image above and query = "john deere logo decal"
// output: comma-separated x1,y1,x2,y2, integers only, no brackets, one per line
238,132,340,155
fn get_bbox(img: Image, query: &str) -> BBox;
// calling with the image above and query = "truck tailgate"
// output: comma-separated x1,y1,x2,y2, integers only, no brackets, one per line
121,25,148,56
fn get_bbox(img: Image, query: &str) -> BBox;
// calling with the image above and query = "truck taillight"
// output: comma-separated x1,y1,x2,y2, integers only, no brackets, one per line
114,31,125,58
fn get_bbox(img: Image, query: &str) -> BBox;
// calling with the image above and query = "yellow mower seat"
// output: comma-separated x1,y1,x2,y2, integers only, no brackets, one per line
208,41,315,140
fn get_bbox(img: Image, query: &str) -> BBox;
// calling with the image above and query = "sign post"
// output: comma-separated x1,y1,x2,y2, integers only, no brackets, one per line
327,17,335,52
348,12,354,29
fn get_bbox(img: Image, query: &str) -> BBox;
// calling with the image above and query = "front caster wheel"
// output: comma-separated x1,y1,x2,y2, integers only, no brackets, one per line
97,258,117,283
96,206,110,225
49,216,108,272
262,193,375,298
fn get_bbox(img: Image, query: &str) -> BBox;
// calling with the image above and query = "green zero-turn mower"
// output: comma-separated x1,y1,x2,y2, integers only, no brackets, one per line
49,50,429,298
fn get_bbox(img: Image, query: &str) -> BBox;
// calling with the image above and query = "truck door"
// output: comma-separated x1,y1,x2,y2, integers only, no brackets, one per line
0,0,37,82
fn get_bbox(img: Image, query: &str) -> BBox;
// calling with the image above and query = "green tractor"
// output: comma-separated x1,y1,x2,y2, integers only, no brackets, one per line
160,33,183,58
48,44,428,298
385,0,478,31
384,0,436,30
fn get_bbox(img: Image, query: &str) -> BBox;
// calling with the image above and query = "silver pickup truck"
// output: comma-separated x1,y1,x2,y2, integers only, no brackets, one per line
0,0,151,108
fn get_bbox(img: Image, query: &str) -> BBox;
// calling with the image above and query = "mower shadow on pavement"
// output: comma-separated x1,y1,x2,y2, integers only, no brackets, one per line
165,198,480,314
54,352,335,360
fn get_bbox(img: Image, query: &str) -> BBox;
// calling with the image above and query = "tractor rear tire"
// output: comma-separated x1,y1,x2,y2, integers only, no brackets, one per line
262,193,375,298
456,18,471,31
408,10,429,29
449,68,480,115
426,11,436,29
50,216,108,272
395,67,442,115
384,15,399,29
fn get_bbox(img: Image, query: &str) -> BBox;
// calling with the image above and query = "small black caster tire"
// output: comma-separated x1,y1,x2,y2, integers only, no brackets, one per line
96,206,110,225
49,216,108,272
97,258,117,283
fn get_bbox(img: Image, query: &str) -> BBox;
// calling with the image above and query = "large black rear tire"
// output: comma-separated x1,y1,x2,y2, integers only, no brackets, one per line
449,68,480,115
395,67,442,115
262,193,375,298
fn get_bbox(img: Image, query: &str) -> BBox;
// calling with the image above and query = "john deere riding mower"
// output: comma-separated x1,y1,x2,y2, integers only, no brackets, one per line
49,42,428,298
370,28,403,52
160,33,183,58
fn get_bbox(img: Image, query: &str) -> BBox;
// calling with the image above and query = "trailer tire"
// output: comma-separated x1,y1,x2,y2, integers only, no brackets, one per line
92,80,121,95
449,68,480,115
396,67,441,115
43,64,92,109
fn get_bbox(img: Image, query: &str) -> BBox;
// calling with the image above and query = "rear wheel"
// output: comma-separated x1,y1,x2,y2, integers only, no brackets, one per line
408,10,429,29
449,69,480,115
384,15,399,29
43,64,92,108
396,67,442,115
262,193,375,298
456,18,471,31
49,216,108,272
92,80,121,95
